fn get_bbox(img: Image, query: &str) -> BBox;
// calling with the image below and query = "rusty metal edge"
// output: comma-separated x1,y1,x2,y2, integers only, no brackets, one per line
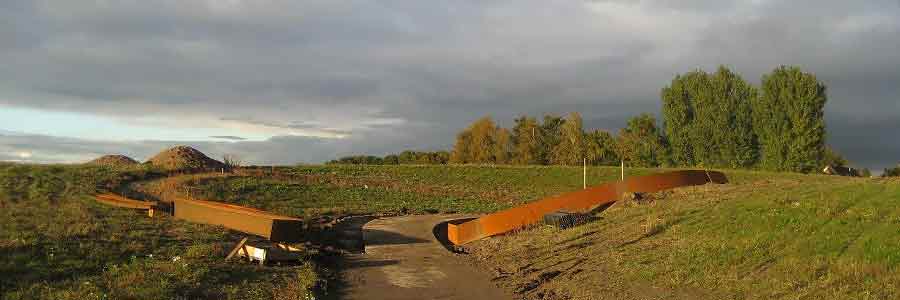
173,197,303,243
447,170,727,245
95,194,156,210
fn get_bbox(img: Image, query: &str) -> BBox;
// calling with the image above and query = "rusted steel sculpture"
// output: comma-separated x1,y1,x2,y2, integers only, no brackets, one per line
173,198,303,242
447,170,727,245
95,194,157,210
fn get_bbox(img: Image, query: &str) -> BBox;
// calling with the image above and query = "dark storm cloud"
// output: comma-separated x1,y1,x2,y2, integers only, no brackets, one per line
1,0,899,169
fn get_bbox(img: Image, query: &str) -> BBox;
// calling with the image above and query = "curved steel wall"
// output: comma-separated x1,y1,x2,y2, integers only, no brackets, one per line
447,170,727,245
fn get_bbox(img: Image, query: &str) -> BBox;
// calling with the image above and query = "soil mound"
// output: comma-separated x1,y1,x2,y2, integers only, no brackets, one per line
146,146,225,171
88,155,140,167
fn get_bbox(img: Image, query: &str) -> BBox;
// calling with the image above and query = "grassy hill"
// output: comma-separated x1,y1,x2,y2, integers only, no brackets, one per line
0,163,317,300
2,163,898,299
188,165,900,299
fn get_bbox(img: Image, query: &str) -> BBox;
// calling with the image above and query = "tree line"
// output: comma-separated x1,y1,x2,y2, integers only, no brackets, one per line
328,150,450,165
331,65,875,174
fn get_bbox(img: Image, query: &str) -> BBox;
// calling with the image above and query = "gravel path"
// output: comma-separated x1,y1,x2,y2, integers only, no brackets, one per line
337,215,512,300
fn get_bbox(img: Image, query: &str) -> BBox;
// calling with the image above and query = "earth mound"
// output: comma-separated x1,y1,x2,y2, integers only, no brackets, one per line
88,155,139,167
146,146,225,171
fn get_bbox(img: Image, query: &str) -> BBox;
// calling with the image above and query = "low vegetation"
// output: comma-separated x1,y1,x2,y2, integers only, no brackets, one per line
187,165,899,300
4,162,898,299
0,163,318,300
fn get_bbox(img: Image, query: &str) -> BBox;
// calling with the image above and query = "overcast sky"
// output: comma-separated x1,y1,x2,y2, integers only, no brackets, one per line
1,0,899,171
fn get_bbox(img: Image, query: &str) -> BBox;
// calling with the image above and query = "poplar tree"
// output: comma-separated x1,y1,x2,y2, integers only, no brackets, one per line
661,66,757,168
753,66,827,172
709,66,758,168
468,117,498,163
550,112,585,165
617,114,669,167
494,127,512,164
539,114,565,164
585,129,618,165
449,130,473,164
661,71,702,166
511,116,541,165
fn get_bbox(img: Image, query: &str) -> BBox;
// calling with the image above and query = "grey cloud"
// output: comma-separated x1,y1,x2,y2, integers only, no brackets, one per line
1,0,899,169
210,136,247,141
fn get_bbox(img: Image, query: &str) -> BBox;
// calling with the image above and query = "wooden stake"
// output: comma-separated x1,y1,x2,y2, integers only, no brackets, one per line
225,237,249,261
621,160,625,181
583,158,587,189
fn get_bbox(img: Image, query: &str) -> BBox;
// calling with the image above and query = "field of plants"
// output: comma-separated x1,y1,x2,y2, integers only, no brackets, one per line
2,163,899,299
0,163,317,300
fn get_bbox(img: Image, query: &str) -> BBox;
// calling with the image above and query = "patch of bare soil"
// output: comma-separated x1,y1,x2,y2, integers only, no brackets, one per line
88,154,140,167
146,145,225,171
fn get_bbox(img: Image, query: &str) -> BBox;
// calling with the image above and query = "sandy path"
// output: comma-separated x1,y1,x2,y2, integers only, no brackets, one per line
337,215,513,300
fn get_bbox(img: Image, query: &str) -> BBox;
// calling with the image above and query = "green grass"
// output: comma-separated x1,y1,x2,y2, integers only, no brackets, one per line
5,163,898,299
189,164,726,217
464,172,900,299
194,165,900,299
0,163,318,300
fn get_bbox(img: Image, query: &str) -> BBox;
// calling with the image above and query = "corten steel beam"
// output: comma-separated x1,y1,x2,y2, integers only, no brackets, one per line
173,198,303,242
95,194,157,210
447,170,727,245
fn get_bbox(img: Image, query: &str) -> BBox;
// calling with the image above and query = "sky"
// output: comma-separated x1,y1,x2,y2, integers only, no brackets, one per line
1,0,899,170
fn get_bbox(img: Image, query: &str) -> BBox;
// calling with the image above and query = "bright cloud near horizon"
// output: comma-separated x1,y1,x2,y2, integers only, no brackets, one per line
1,0,899,170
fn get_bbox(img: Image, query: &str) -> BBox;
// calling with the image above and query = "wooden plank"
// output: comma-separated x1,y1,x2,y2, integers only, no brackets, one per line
225,237,249,261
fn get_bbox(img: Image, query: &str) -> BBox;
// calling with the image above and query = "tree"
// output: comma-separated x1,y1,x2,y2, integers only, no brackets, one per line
584,129,618,165
860,168,872,178
661,71,701,166
451,116,499,164
661,66,757,168
616,114,669,167
450,130,473,164
822,146,848,167
469,117,498,163
709,66,758,168
539,114,565,164
753,66,828,172
384,154,400,165
884,164,900,177
223,154,243,170
511,115,541,165
550,112,586,165
494,127,512,164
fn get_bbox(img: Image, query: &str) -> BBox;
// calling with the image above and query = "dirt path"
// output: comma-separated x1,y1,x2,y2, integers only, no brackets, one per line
336,215,513,300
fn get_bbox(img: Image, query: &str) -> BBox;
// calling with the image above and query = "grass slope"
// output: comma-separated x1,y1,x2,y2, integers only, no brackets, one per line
4,163,898,299
0,163,317,300
192,165,900,300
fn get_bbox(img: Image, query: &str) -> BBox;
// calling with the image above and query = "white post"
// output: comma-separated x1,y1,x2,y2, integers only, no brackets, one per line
621,160,625,181
583,158,587,189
